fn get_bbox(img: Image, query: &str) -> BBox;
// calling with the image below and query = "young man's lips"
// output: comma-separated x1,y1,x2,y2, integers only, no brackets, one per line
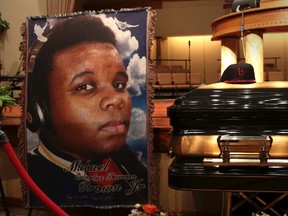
100,121,127,135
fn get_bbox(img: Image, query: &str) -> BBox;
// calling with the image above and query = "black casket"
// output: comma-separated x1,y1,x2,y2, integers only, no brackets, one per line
167,81,288,192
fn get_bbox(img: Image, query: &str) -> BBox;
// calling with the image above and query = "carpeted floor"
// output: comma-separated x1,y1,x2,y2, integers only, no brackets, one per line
0,207,54,216
0,206,131,216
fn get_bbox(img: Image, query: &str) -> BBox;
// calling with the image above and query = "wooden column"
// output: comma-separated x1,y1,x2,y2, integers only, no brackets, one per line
155,36,162,66
220,37,239,75
245,31,264,82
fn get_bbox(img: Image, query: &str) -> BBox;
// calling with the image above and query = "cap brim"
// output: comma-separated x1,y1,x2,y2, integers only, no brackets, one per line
224,79,256,84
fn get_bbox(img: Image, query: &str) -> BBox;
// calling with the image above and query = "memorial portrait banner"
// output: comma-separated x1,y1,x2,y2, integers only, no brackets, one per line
19,8,156,208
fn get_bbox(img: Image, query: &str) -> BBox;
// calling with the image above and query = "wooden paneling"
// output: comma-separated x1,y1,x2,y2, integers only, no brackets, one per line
152,99,173,153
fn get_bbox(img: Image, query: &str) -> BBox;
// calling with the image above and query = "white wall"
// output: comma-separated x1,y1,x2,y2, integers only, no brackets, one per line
155,0,226,37
153,36,221,84
0,0,46,76
263,33,288,80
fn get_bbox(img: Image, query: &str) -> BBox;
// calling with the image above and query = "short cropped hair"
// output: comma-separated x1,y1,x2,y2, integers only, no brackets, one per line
29,15,117,108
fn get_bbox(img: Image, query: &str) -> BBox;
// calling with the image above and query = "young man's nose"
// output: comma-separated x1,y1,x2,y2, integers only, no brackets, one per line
99,91,124,111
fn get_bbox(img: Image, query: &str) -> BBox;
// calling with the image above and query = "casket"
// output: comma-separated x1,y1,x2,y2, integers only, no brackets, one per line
167,81,288,192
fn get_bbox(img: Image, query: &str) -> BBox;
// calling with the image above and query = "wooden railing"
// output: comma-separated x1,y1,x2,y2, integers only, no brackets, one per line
152,99,173,153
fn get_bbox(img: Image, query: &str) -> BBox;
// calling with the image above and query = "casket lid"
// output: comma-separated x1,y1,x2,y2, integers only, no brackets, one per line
168,81,288,111
200,81,288,89
167,81,288,132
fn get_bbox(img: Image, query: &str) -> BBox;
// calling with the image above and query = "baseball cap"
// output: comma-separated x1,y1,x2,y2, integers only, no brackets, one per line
220,63,256,84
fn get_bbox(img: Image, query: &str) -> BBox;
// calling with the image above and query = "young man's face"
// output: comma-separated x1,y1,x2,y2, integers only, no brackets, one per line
48,43,131,160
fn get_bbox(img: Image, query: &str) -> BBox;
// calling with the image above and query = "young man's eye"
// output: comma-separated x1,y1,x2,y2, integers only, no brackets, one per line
76,83,96,91
113,82,126,90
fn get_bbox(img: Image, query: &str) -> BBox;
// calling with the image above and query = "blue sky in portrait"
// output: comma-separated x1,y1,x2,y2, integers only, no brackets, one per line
102,10,149,164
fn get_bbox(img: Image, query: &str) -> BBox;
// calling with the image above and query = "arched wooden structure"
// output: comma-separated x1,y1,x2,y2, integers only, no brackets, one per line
211,0,288,82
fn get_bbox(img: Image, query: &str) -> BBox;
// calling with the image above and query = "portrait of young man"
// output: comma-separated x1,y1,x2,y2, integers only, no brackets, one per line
23,9,155,208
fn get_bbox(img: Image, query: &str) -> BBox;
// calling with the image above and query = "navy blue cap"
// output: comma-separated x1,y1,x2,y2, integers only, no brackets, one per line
220,63,256,84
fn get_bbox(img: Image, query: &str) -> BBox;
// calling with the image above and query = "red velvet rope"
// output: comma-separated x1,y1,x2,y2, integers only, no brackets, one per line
2,141,69,216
